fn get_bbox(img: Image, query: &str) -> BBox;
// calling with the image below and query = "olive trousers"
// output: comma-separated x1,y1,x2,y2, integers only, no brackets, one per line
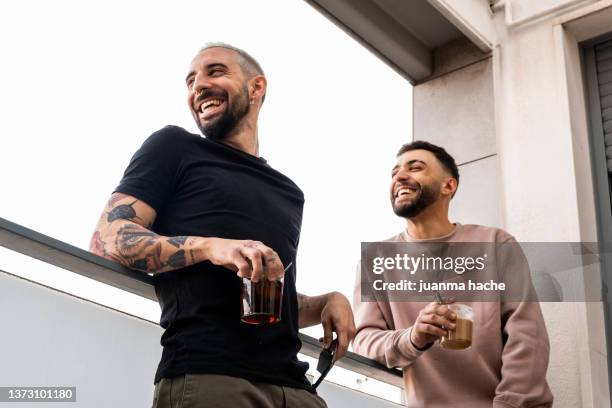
152,374,328,408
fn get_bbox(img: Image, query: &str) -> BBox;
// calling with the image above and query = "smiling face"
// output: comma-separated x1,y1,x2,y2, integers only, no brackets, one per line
185,47,252,140
390,149,455,219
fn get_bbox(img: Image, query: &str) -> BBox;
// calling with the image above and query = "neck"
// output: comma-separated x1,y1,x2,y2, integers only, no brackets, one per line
405,203,455,240
220,117,259,157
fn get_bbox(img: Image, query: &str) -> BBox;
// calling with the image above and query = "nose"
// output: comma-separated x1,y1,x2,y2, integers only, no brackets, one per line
192,73,212,98
393,167,410,182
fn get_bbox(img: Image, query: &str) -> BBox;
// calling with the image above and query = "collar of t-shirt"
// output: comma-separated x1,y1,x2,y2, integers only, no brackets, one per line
207,137,269,166
401,222,461,242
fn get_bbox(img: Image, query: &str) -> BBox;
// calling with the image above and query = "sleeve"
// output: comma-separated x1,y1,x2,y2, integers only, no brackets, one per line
352,262,430,369
113,126,184,213
493,237,554,408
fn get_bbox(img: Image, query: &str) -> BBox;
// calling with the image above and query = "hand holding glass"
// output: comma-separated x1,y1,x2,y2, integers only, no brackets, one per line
240,262,292,325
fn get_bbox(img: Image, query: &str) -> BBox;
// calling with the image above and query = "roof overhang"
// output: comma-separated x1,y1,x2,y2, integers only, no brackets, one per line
305,0,494,84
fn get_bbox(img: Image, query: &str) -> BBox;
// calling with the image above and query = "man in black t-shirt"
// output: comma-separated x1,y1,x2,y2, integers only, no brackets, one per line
89,43,355,408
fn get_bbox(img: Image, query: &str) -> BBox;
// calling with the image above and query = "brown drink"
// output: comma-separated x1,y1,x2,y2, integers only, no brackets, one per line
241,278,283,325
241,263,290,325
440,304,474,350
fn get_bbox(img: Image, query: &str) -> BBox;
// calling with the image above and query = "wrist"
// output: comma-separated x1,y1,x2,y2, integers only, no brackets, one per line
313,293,331,315
409,328,432,351
297,293,326,328
195,236,214,263
299,293,331,315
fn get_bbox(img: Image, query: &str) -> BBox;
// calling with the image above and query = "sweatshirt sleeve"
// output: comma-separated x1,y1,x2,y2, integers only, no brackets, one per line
493,238,554,408
352,262,429,369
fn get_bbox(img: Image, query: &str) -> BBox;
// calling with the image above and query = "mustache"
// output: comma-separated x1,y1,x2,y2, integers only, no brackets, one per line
395,181,421,191
195,89,228,105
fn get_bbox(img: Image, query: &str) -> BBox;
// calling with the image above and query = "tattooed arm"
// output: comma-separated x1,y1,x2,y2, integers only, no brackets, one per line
89,192,287,279
89,192,206,273
297,292,356,360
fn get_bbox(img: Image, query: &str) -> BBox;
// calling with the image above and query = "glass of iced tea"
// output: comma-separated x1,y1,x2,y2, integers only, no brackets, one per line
440,303,474,350
240,264,286,325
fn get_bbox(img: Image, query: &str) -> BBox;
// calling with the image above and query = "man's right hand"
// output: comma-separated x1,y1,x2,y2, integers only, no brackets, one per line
409,301,457,349
203,238,285,282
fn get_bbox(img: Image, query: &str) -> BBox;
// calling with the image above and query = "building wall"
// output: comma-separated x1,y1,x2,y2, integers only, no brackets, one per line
412,1,612,406
413,38,499,228
492,2,611,407
493,16,587,407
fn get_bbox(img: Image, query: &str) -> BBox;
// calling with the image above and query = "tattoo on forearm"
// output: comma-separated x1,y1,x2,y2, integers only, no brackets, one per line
167,250,187,267
167,236,188,248
113,223,190,272
126,239,160,271
116,223,160,270
90,231,105,255
89,230,123,264
116,223,159,255
131,257,151,271
107,200,142,223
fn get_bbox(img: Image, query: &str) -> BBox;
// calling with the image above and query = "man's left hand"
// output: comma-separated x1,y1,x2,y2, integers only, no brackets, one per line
320,292,356,361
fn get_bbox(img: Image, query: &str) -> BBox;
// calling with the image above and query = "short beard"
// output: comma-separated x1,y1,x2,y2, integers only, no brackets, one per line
392,184,439,219
199,85,250,141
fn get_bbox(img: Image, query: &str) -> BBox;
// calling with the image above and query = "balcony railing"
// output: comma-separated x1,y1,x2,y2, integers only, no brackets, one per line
0,216,403,390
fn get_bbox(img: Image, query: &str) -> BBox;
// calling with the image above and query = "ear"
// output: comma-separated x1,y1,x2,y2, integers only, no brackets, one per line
249,75,267,103
441,177,458,198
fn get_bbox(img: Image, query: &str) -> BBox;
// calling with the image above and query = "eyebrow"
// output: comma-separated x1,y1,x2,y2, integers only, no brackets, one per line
406,159,427,166
392,159,427,173
184,63,229,83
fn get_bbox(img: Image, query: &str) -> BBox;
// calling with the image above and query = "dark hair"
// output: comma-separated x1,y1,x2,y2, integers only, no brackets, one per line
397,140,460,185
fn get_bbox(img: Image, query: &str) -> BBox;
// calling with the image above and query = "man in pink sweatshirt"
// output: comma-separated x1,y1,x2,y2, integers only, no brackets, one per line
352,141,553,408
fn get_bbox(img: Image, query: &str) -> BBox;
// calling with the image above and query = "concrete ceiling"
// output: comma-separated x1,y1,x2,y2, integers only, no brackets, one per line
305,0,466,84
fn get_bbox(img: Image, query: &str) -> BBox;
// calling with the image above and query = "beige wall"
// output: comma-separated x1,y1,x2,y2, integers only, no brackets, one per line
412,1,612,406
413,38,499,228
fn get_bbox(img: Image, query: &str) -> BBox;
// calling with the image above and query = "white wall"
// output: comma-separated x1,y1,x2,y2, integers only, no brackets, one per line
413,47,500,228
491,2,611,407
0,271,162,408
0,270,402,408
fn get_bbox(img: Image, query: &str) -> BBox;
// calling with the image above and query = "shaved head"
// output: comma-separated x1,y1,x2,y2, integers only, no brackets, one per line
198,42,265,79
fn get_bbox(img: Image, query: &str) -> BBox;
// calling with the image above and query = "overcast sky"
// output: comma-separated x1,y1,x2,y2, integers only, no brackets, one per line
0,0,411,369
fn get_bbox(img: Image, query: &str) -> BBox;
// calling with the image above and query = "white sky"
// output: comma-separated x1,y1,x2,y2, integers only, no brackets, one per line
0,0,411,400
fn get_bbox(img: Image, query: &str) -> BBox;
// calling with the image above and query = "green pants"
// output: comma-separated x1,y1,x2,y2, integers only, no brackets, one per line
152,374,328,408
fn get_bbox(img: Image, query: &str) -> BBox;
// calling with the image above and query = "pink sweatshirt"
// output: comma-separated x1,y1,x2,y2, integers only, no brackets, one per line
352,224,553,408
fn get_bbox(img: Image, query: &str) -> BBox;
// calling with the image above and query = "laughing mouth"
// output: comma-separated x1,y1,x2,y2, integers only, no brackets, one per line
198,98,225,117
395,187,418,198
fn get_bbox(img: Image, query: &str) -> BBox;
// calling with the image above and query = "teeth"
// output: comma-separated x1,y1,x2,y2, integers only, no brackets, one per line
397,188,416,197
200,99,223,112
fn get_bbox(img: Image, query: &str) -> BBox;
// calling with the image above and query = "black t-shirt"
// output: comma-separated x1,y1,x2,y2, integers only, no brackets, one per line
114,125,311,390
